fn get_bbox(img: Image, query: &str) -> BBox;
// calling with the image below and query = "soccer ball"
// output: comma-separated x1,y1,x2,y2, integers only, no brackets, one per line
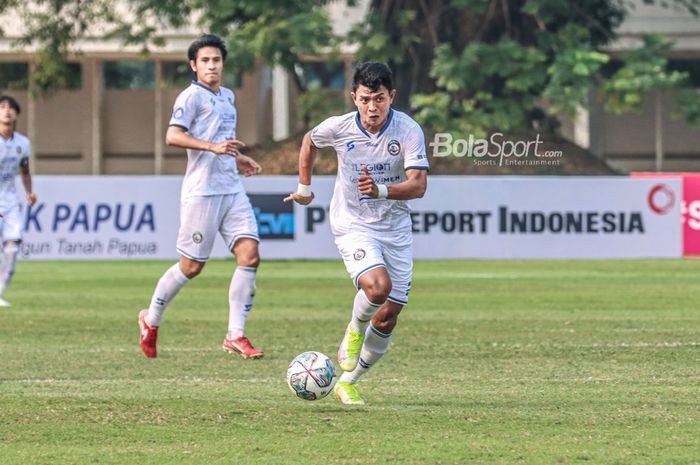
287,351,337,401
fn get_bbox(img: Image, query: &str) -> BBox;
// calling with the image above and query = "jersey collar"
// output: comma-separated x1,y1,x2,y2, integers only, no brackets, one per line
355,108,394,138
192,80,221,96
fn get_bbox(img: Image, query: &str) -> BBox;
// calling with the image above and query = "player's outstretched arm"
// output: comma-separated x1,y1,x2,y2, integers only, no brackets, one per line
358,166,427,201
165,126,244,155
283,130,317,205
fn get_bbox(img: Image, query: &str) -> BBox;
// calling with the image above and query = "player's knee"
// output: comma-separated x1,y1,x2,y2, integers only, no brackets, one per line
233,239,260,268
373,313,398,333
237,250,260,268
363,278,392,304
180,261,204,279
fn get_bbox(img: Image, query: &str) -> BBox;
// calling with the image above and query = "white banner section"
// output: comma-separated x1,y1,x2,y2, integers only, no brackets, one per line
17,176,681,260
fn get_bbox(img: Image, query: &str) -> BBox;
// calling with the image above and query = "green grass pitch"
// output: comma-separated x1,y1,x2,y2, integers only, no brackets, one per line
0,259,698,464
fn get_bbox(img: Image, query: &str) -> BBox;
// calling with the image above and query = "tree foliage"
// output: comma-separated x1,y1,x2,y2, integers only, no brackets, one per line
1,0,699,133
349,0,700,134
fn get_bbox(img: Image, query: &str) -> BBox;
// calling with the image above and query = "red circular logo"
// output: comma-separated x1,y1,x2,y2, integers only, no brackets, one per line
648,184,675,215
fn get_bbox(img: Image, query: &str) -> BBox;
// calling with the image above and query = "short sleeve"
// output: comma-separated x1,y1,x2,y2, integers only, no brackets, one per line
18,137,31,169
310,116,340,149
169,91,198,131
403,124,429,171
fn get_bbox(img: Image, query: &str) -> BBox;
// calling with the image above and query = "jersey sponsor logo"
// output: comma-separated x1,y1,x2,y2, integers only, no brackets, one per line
192,231,203,244
353,162,391,172
346,141,355,152
387,140,401,156
250,194,294,240
353,248,366,260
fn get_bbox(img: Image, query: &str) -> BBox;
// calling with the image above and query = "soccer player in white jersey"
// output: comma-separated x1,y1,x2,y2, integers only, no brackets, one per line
285,62,429,404
139,34,265,359
0,95,37,308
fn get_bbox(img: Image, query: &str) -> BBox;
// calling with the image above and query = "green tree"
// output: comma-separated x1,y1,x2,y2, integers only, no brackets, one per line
349,0,700,135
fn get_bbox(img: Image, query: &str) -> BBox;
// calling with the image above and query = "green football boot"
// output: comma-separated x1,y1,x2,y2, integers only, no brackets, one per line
333,381,365,405
337,324,365,372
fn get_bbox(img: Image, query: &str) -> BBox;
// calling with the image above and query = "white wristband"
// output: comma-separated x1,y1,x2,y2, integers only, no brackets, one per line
297,183,312,197
377,184,389,199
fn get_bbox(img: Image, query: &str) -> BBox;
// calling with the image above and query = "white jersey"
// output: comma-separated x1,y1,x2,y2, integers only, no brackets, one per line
169,81,244,199
0,131,30,210
311,109,429,236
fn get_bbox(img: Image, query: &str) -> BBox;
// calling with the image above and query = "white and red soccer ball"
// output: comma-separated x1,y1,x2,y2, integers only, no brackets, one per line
286,351,337,401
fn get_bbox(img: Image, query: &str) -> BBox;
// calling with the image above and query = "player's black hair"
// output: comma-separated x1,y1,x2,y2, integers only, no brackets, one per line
187,33,228,62
0,95,21,114
351,62,394,92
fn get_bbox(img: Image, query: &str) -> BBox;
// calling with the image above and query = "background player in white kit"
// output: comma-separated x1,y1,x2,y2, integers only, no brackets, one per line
285,62,429,404
0,95,37,307
139,34,265,359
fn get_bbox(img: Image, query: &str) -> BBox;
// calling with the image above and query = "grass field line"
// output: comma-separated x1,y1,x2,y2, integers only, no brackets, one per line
0,377,280,384
2,340,697,355
1,374,696,386
417,271,699,279
487,341,700,348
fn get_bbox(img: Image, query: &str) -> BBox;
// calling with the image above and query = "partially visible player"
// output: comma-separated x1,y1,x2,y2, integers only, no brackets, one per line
285,62,429,404
138,34,265,359
0,95,37,307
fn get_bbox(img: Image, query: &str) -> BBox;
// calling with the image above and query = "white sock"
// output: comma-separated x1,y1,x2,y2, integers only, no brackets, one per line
227,266,257,339
0,243,19,296
146,263,190,327
340,323,392,384
349,289,383,334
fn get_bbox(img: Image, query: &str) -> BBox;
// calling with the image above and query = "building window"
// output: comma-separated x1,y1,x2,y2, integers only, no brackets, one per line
295,61,347,126
104,61,155,89
296,61,345,90
63,62,83,90
161,61,193,89
0,62,29,90
668,59,700,88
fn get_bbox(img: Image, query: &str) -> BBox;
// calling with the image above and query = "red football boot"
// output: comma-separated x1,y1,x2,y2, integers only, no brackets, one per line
138,309,158,358
222,336,264,359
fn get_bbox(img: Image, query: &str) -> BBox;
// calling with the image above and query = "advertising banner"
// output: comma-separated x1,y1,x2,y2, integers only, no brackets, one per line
631,172,700,256
16,176,681,260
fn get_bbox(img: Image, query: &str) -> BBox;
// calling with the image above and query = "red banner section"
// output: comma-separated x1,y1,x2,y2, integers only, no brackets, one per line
631,172,700,256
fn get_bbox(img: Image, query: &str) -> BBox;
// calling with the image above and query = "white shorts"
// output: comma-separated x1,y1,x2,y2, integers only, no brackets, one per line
176,193,259,262
0,204,23,242
334,229,413,305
